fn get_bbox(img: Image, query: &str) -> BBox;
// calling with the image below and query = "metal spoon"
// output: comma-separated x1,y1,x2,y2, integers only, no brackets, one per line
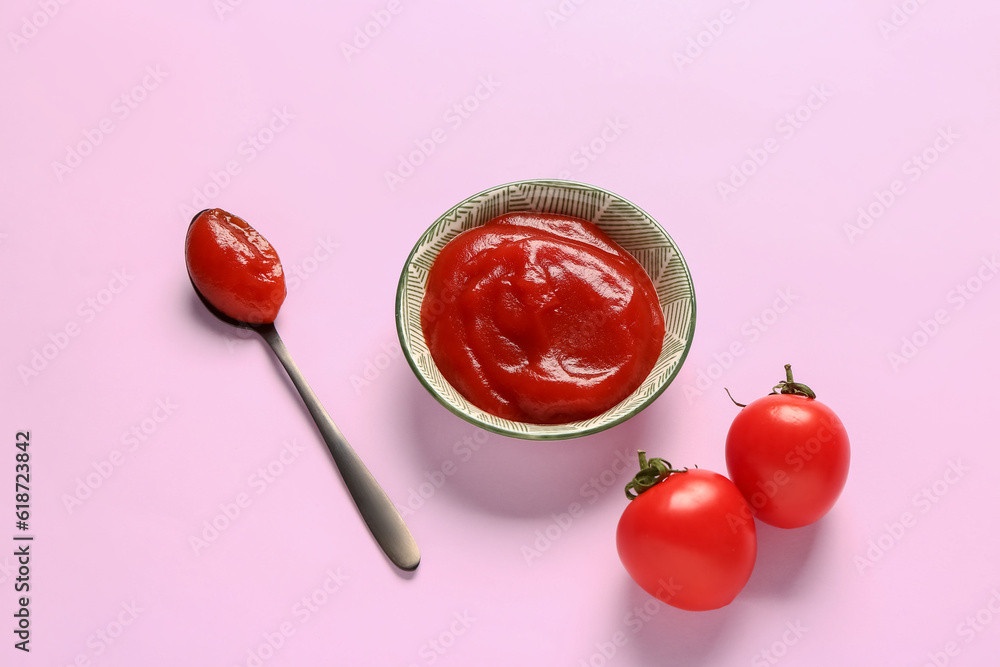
187,216,420,572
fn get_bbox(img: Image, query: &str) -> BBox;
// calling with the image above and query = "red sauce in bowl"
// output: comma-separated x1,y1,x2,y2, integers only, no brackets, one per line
421,212,665,424
185,208,286,324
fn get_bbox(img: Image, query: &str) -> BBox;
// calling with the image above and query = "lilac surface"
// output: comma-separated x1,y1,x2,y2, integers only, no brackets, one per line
2,1,1000,666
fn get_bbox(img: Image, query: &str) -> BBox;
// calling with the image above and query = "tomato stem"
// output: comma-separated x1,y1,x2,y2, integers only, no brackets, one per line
624,450,688,500
724,387,747,408
771,363,816,399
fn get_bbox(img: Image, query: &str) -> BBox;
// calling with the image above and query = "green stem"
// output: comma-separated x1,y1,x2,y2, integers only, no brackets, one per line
771,363,816,399
624,450,688,500
724,387,746,408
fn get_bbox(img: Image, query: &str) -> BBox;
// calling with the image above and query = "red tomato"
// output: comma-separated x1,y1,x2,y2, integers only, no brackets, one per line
185,208,286,324
616,454,757,611
725,365,850,529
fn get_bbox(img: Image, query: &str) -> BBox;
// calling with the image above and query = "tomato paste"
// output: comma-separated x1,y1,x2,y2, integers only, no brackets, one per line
421,212,664,424
185,208,286,323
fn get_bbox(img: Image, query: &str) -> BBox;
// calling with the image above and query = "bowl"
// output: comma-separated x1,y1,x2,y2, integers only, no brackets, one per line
395,179,696,440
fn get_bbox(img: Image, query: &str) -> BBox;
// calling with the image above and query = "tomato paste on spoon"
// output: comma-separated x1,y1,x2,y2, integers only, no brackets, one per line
185,208,286,324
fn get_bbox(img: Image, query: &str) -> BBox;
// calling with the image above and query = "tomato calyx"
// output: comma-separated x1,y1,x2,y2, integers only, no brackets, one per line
724,363,816,408
770,363,816,399
624,450,689,500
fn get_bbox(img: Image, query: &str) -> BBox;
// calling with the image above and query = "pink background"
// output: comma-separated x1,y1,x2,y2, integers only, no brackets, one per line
3,1,1000,665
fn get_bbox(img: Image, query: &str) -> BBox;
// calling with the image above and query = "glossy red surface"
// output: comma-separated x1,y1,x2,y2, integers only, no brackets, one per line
726,394,851,528
616,469,758,612
421,212,665,424
185,208,287,324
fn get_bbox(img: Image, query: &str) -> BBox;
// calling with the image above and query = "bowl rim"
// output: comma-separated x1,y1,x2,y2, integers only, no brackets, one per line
394,178,697,440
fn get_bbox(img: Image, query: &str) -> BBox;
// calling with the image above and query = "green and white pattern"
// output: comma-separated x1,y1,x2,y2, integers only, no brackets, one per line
395,179,697,440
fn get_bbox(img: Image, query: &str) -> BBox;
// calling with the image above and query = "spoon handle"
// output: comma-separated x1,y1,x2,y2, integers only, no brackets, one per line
256,323,420,571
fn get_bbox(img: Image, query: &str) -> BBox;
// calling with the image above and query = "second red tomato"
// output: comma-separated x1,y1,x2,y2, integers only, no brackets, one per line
725,367,850,529
617,466,757,611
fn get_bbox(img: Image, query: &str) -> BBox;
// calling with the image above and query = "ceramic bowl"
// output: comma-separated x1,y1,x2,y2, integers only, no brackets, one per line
395,179,696,440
